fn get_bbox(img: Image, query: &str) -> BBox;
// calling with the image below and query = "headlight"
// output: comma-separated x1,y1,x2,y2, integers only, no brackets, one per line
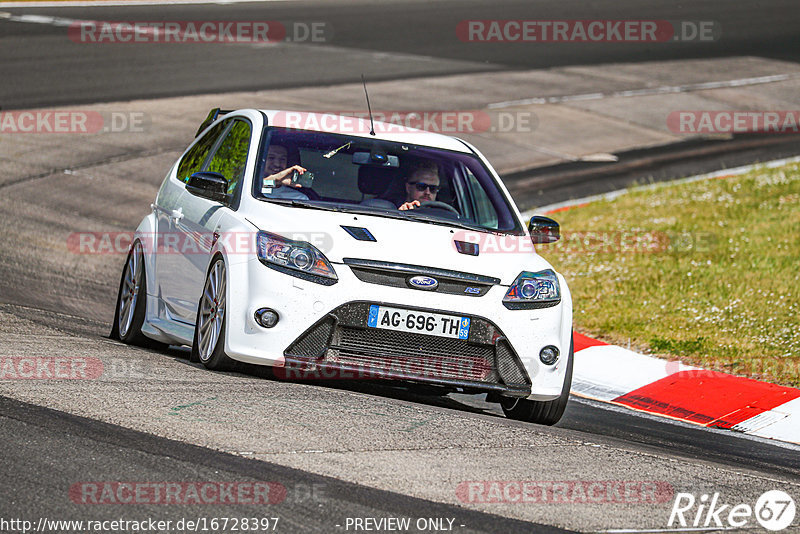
256,231,337,285
503,269,560,309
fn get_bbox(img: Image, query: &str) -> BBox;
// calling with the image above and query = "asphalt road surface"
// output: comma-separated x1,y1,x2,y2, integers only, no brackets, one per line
1,0,799,108
1,1,799,532
1,395,566,534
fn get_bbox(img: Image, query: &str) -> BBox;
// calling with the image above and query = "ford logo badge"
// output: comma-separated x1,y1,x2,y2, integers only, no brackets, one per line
408,275,439,291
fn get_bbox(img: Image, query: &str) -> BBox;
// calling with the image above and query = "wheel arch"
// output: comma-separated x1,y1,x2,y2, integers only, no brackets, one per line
133,213,158,304
557,271,574,373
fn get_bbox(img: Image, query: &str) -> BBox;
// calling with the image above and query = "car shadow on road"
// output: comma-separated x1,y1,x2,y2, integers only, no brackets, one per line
162,345,502,418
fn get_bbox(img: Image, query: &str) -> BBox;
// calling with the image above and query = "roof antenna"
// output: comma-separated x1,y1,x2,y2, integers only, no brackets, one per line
361,74,376,136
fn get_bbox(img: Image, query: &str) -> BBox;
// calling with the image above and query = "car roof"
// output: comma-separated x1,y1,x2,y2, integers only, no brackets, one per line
256,109,474,154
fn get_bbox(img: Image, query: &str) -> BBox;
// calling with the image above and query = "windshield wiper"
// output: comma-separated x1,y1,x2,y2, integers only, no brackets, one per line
262,199,510,234
261,198,347,213
291,200,350,212
327,205,411,221
398,211,491,233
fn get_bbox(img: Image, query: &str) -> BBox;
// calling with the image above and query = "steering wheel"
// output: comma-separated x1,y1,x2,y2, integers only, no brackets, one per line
418,200,460,216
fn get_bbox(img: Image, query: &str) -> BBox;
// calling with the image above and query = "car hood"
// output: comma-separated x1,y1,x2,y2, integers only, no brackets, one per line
245,206,553,286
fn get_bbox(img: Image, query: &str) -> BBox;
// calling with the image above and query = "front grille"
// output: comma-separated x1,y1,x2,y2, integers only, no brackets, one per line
283,302,530,393
348,267,493,296
331,326,496,382
344,258,497,297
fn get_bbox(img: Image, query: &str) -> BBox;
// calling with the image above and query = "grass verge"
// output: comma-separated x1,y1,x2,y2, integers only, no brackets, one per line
540,161,800,387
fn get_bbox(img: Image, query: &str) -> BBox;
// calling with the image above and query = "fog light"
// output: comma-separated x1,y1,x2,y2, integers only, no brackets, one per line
539,345,559,365
255,308,279,328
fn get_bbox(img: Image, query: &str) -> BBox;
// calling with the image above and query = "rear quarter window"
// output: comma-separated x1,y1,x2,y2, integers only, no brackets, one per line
177,120,228,183
206,119,251,194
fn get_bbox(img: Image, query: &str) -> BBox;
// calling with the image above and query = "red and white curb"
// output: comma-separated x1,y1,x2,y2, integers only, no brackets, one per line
571,332,800,445
520,156,800,446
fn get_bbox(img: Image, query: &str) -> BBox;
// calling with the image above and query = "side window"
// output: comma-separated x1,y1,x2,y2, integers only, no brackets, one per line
206,120,251,194
176,120,229,183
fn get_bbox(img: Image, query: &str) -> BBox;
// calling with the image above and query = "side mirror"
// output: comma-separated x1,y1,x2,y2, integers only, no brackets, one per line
528,216,560,244
186,172,230,204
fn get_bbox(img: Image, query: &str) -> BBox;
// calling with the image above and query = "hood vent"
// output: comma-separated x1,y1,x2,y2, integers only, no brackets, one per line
454,240,479,256
341,226,376,242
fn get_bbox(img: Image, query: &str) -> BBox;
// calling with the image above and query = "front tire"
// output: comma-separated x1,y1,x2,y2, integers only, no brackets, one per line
501,334,574,425
192,256,235,371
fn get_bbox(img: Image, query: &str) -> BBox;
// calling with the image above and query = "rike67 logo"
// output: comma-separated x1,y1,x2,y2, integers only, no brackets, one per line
669,490,796,531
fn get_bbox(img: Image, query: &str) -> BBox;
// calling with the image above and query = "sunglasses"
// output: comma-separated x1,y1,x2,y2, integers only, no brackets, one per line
408,182,440,193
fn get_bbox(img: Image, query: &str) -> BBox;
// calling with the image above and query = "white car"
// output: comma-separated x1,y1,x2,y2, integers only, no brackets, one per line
112,108,573,425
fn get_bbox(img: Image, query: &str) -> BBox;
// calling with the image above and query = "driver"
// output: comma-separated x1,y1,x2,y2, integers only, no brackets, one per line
261,144,309,200
398,160,441,211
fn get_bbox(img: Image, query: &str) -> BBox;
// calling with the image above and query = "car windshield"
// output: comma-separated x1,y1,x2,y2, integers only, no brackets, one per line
253,127,523,234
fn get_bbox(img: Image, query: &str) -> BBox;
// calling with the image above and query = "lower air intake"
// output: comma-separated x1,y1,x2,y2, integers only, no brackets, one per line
283,302,531,393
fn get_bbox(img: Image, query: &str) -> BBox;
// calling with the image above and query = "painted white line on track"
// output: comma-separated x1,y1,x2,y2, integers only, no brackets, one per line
522,154,800,216
0,0,287,7
488,73,800,109
2,12,77,25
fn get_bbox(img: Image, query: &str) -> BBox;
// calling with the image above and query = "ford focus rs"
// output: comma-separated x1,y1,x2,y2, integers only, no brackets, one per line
112,109,573,425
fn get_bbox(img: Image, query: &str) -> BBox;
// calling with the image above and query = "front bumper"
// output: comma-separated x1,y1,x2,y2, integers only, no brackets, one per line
283,301,532,396
223,256,572,401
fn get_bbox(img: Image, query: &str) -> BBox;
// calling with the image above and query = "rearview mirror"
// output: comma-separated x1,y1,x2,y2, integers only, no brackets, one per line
528,216,560,244
186,172,230,204
352,151,399,167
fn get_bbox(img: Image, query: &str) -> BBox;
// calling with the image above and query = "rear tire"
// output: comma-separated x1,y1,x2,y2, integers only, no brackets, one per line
111,240,166,349
501,334,574,425
192,256,236,371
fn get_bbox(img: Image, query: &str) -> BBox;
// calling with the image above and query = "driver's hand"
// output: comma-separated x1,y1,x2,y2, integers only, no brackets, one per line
398,200,421,211
263,165,307,188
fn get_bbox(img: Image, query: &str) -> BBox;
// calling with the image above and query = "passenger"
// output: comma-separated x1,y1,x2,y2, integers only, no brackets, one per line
261,144,309,200
398,160,441,211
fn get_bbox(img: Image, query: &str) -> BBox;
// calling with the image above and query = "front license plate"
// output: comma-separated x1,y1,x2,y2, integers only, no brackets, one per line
367,305,470,340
